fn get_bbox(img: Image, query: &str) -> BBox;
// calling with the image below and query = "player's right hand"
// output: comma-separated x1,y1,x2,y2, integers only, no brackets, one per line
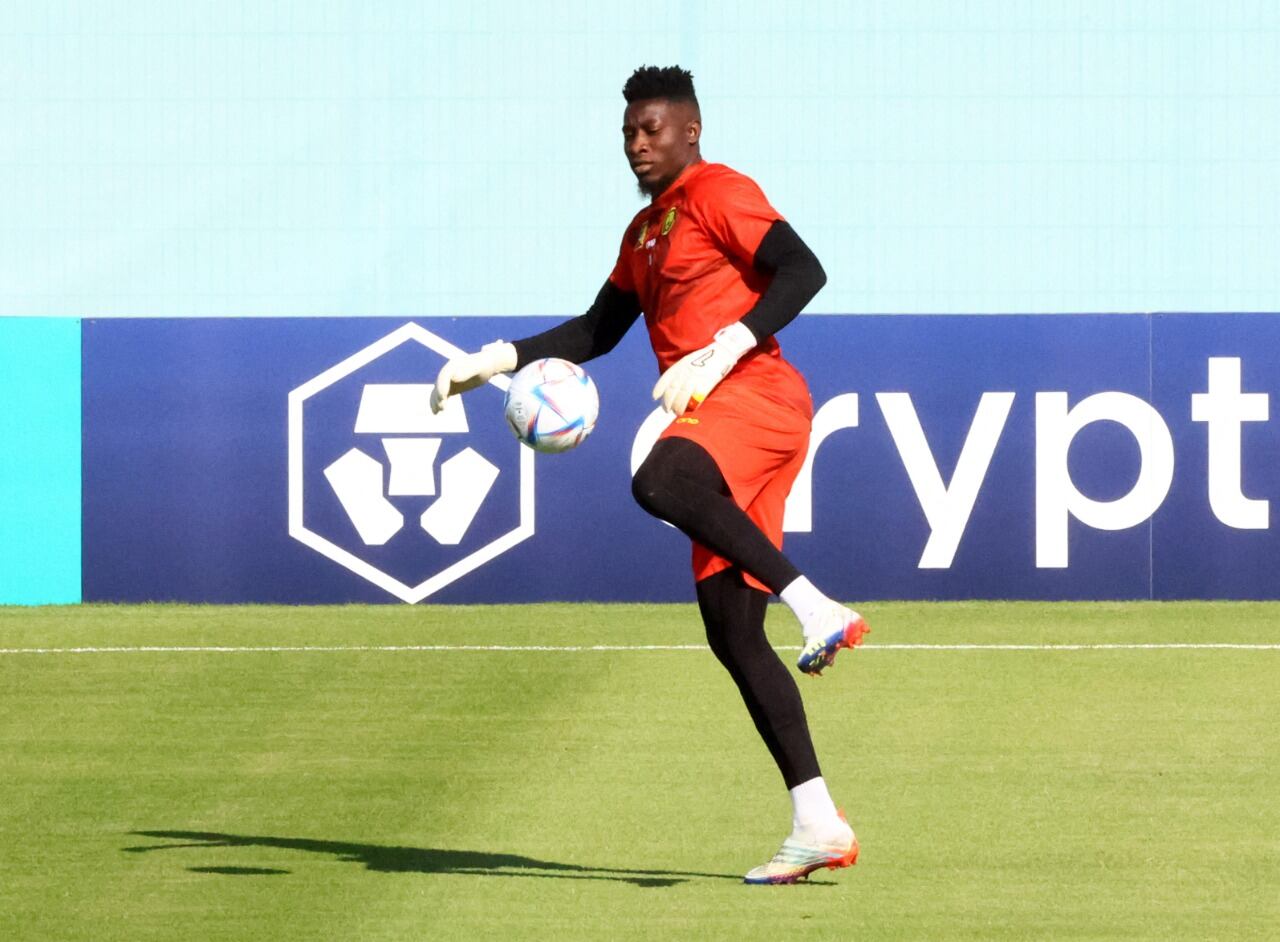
429,341,517,413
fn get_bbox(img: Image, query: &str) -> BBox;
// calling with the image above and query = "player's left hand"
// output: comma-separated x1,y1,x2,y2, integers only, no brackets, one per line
652,321,758,414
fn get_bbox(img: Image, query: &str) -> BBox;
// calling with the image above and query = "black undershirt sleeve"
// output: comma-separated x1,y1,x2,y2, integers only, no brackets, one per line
511,280,642,370
738,220,827,343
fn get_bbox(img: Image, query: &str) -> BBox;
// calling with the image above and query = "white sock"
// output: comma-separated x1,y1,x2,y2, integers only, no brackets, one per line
789,776,843,835
779,576,832,641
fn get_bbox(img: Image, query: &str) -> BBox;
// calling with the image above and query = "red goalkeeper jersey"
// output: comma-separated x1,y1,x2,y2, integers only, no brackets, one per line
608,160,786,373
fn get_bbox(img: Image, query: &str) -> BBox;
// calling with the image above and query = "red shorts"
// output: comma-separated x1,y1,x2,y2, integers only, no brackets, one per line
658,352,813,591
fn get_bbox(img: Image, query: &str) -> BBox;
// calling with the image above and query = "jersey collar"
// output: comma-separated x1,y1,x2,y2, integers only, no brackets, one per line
650,158,706,204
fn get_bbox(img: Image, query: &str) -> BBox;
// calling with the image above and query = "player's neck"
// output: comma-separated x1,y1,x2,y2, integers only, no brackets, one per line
648,157,704,203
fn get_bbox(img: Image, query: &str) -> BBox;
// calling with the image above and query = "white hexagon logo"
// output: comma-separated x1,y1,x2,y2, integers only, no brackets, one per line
288,322,534,602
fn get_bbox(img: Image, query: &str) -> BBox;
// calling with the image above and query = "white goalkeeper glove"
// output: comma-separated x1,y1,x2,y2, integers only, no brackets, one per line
651,321,758,414
429,341,517,414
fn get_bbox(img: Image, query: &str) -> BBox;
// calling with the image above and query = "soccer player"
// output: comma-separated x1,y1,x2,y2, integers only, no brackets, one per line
430,65,867,885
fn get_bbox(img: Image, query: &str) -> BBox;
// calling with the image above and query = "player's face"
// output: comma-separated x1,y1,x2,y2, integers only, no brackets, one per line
623,99,701,199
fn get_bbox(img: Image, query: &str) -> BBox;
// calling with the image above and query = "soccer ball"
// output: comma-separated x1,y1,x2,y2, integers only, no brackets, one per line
503,358,599,453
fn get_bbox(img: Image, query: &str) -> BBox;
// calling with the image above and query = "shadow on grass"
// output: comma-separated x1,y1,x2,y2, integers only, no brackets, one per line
124,830,740,887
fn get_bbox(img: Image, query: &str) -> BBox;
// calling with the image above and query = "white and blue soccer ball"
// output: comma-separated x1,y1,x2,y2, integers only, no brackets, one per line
503,358,599,453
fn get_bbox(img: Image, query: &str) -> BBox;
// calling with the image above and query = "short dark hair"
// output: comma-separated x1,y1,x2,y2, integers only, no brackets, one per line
622,65,697,105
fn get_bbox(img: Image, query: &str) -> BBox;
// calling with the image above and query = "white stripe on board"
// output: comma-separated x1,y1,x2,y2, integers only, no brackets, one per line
1,643,1278,655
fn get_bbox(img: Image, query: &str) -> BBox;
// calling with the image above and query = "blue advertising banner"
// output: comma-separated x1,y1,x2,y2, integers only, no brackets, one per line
81,314,1280,603
81,317,686,604
1151,315,1280,599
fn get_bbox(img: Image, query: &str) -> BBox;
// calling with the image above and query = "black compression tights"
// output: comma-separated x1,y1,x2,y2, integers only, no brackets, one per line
632,437,819,788
696,569,822,788
630,437,802,595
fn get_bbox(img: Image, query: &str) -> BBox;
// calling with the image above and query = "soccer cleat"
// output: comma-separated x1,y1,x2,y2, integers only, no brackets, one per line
797,609,869,675
743,815,859,885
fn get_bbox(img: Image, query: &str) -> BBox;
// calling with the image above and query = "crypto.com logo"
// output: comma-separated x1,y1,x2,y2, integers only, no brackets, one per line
288,323,534,602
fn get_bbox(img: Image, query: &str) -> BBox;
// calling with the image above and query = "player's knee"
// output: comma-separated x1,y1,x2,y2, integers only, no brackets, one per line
634,438,728,525
702,617,736,664
630,457,674,519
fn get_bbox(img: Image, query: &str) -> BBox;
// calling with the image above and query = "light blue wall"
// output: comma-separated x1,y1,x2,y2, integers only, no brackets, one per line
0,319,81,604
1,0,1277,318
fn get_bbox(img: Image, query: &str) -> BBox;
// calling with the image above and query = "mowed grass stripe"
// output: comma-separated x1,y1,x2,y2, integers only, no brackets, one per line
4,600,1280,650
3,623,626,940
4,642,1280,654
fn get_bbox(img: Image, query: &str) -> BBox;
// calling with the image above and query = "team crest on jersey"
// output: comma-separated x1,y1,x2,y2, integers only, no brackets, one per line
634,222,649,249
660,207,678,235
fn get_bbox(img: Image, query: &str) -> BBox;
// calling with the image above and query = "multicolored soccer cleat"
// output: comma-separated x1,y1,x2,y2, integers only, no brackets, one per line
797,610,870,675
743,815,859,885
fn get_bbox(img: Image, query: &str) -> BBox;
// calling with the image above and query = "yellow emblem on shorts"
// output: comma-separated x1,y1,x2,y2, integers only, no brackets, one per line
661,207,678,235
675,416,700,425
635,222,649,248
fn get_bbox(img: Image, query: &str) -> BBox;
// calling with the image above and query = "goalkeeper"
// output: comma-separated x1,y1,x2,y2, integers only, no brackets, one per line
431,65,866,886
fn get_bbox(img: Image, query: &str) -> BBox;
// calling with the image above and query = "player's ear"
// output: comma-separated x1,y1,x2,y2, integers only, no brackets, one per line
686,118,701,145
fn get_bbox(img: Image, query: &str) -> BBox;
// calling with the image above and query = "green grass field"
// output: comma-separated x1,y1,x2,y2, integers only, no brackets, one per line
2,601,1278,940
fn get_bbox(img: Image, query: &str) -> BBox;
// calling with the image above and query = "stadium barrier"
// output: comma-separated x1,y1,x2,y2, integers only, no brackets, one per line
4,314,1279,604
